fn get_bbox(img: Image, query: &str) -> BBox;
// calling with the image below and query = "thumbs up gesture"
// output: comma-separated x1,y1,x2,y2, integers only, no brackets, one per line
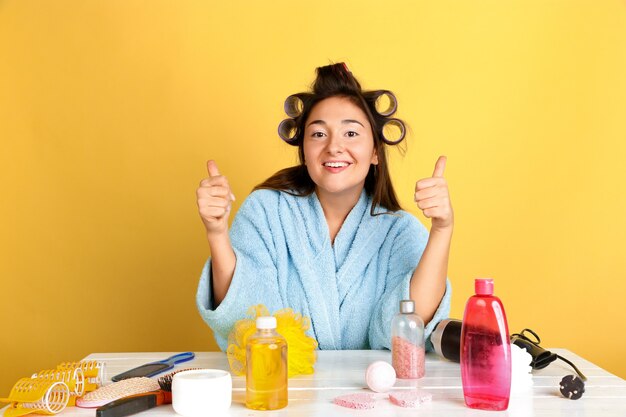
197,160,236,236
414,156,454,231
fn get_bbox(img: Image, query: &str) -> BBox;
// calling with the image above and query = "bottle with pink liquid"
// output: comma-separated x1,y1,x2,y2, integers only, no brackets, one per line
391,300,425,379
460,278,511,411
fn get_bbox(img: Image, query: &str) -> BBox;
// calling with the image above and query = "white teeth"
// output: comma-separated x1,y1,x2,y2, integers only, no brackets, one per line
324,162,349,168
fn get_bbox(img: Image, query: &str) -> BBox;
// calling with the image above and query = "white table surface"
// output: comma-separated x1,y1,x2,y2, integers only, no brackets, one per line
12,349,626,416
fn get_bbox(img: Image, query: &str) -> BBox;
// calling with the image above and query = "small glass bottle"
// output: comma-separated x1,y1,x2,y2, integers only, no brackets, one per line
245,316,288,411
391,300,425,379
460,278,512,411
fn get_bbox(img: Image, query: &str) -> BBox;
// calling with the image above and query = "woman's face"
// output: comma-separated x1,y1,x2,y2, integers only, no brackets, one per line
303,96,378,200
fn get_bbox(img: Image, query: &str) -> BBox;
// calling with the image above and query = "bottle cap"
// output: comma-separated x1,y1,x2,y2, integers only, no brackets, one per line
256,316,277,329
399,300,415,314
475,278,494,295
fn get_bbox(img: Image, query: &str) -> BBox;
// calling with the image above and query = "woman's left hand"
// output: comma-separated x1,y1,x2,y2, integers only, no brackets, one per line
415,156,454,232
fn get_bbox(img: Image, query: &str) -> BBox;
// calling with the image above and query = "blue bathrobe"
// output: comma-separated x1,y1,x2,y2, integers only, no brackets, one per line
196,189,451,351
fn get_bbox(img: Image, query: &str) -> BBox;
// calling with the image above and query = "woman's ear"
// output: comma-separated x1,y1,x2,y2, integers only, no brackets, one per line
371,149,379,165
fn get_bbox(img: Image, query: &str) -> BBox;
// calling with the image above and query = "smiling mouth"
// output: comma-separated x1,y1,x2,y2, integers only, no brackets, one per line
322,162,352,168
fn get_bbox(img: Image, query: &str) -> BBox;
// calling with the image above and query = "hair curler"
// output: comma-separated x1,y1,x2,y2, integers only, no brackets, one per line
278,118,298,144
284,94,306,118
31,368,85,405
380,119,406,145
57,360,105,392
0,378,70,417
370,90,398,117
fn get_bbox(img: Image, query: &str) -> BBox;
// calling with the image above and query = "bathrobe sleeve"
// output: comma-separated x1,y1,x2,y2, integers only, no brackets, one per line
368,213,452,351
196,190,283,351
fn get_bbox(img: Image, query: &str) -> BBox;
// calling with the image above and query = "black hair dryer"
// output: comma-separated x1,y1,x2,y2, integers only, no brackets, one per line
431,318,463,363
431,319,587,399
433,320,559,369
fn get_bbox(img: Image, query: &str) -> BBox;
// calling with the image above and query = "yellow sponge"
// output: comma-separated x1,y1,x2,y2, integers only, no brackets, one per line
227,305,318,377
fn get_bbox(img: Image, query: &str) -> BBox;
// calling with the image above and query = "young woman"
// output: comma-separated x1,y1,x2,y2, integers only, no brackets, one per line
196,63,453,351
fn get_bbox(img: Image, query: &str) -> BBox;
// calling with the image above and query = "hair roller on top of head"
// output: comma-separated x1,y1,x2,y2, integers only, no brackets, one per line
277,63,407,147
364,90,398,117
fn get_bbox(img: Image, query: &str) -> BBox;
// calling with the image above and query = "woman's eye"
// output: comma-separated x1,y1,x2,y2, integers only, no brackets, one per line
311,131,325,138
346,131,359,137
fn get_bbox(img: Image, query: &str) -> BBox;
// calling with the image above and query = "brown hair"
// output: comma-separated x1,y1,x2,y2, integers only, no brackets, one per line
254,63,405,215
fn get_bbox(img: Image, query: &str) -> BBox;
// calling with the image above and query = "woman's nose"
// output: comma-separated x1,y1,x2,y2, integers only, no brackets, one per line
325,134,344,154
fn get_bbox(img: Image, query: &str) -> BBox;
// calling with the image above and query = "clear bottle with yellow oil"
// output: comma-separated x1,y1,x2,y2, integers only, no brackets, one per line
245,316,288,410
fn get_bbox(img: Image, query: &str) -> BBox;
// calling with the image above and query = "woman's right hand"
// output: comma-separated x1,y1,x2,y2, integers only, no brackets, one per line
196,160,236,237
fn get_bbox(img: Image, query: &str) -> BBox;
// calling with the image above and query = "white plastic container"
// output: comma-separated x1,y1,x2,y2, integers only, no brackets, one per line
172,369,232,417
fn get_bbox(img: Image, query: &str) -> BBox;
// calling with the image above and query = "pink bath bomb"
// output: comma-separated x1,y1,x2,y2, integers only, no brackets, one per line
365,361,396,393
388,390,432,408
333,393,376,409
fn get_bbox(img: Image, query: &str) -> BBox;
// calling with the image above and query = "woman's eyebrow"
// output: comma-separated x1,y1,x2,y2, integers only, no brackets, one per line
307,119,326,127
306,119,365,127
342,119,364,127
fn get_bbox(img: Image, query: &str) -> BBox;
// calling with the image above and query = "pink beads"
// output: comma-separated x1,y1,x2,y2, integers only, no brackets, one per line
391,300,425,379
392,336,425,379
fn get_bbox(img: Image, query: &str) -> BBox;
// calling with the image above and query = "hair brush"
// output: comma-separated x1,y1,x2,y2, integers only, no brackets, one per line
94,369,201,417
111,352,194,382
75,378,160,408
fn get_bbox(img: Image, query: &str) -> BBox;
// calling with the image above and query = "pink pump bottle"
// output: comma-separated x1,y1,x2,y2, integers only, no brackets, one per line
460,278,511,411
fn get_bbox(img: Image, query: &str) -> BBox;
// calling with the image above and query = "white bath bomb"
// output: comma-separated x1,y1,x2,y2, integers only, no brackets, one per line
365,361,396,393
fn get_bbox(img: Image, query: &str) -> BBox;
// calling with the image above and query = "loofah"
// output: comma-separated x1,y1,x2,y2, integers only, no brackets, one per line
227,305,318,377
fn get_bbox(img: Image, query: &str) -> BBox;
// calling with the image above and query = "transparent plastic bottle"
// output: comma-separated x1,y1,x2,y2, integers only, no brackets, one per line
391,300,425,379
460,278,511,411
245,316,288,410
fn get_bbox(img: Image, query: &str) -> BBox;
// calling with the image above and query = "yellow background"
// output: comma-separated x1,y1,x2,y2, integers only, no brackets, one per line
1,0,625,395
